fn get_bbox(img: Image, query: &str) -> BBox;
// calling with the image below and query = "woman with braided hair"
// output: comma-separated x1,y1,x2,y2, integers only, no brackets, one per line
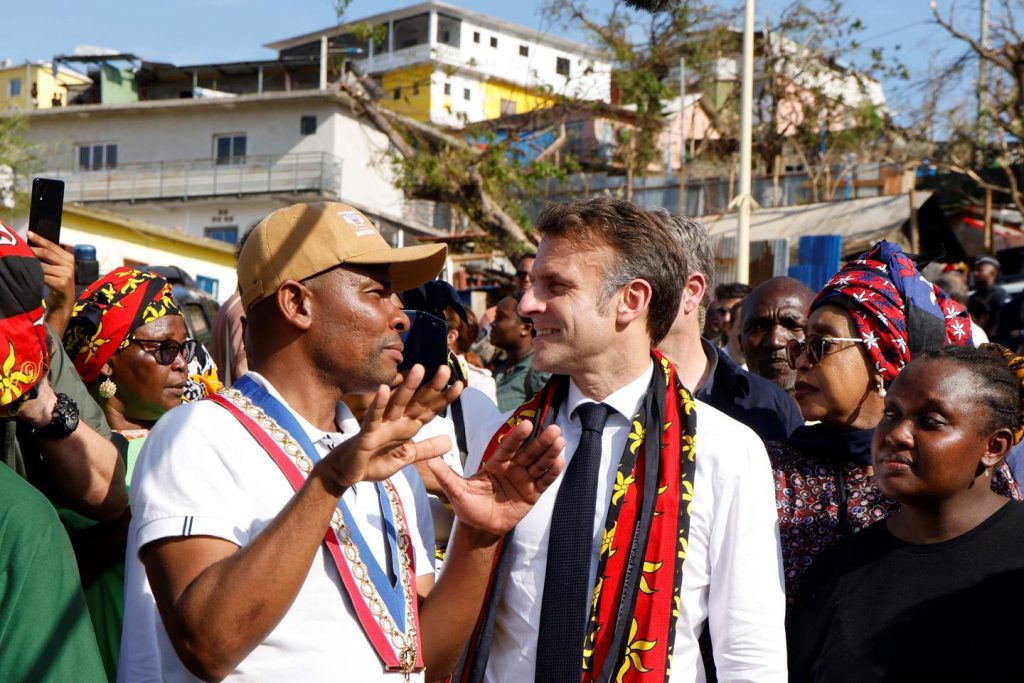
787,344,1024,682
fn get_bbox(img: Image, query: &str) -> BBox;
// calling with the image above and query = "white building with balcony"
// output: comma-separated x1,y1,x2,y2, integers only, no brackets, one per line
265,1,612,127
19,89,448,300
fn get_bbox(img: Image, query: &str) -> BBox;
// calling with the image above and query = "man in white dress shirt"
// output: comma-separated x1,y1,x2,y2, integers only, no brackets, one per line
459,198,786,683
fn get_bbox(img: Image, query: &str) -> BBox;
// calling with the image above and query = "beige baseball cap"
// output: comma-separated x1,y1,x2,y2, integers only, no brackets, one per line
237,202,447,310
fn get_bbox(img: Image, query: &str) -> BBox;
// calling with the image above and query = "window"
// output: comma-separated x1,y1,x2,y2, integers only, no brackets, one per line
204,226,238,244
8,78,21,97
443,83,451,96
394,13,429,50
519,45,529,57
195,276,220,300
76,143,118,171
500,99,517,116
473,31,480,43
300,115,317,135
437,14,461,47
393,87,401,100
463,88,471,101
556,57,571,77
490,36,498,48
214,134,247,165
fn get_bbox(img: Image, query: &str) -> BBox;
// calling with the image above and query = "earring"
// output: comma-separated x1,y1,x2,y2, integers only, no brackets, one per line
98,378,117,400
875,377,887,398
984,467,993,478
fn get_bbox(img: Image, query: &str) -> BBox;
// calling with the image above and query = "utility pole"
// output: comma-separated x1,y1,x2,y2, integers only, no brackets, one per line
677,55,687,214
977,0,990,162
733,0,756,285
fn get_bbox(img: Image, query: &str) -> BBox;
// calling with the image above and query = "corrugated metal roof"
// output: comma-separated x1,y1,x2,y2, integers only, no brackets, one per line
703,192,930,256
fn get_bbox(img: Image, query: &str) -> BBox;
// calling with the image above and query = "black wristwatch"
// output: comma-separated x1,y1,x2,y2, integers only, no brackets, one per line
36,393,80,440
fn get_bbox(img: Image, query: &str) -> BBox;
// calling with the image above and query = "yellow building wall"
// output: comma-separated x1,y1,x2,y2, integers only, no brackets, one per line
59,209,238,301
0,65,89,111
379,65,433,122
482,81,556,120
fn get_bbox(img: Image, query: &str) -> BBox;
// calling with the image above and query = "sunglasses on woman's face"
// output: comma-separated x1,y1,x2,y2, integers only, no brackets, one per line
785,333,865,369
126,337,198,365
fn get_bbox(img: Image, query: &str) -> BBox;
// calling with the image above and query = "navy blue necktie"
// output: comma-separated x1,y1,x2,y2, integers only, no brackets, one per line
536,402,611,683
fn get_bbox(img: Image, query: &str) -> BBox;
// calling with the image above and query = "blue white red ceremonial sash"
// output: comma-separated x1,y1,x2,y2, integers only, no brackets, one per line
209,376,423,675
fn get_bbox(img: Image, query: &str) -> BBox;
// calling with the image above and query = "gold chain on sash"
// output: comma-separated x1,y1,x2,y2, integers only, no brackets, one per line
220,387,419,677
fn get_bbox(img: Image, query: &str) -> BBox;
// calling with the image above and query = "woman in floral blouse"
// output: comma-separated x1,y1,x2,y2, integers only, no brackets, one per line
768,241,1020,599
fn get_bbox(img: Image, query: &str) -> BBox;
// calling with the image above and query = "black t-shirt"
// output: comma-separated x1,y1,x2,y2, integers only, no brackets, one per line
788,500,1024,683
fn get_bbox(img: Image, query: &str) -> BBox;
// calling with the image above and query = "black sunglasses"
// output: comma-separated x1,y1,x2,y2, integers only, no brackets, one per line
785,334,864,369
126,337,198,365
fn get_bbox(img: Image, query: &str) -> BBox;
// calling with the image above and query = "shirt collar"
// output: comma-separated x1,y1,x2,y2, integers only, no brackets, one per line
244,371,345,449
698,337,719,395
335,401,361,436
566,361,654,423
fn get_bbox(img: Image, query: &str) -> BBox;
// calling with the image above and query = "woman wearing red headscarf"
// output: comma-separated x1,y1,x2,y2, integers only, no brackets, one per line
62,266,195,679
768,241,1020,599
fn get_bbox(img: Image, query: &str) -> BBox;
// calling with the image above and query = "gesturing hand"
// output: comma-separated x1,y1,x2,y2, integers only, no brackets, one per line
424,420,565,538
317,364,462,496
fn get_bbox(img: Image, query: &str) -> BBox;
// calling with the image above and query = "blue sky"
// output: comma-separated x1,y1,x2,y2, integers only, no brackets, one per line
1,0,983,125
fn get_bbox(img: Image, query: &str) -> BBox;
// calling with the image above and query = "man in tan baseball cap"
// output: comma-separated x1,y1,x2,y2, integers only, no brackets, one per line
124,200,565,681
237,201,448,310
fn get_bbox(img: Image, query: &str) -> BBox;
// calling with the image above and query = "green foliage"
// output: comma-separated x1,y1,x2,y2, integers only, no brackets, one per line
0,115,41,216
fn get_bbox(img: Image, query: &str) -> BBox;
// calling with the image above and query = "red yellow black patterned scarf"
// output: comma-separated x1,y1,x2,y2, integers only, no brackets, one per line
457,350,697,683
63,267,182,382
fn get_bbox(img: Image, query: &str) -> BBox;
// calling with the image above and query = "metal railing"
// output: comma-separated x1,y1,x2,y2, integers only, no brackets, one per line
44,152,343,203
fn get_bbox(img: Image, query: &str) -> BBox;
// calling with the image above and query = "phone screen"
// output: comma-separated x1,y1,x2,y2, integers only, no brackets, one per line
28,178,65,244
397,311,449,382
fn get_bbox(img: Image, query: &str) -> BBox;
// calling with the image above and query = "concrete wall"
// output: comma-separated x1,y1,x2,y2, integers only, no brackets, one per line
26,97,340,168
23,94,408,231
9,208,239,303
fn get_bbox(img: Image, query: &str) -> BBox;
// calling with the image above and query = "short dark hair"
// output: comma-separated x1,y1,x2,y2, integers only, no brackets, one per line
916,345,1022,438
536,198,685,344
715,282,752,301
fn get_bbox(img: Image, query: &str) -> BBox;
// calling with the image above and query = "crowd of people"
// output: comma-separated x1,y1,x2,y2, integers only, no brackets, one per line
2,196,1023,683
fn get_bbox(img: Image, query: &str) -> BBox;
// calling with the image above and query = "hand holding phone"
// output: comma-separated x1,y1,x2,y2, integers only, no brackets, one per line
28,178,64,245
27,231,76,337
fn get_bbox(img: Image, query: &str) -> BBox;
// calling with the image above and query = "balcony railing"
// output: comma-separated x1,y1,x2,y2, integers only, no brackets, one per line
44,152,343,203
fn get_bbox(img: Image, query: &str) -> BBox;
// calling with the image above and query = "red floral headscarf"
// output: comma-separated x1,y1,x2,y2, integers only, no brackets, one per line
0,220,48,406
63,267,182,382
812,241,973,387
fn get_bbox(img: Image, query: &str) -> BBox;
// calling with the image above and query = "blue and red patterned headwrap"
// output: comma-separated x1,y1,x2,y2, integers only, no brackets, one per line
811,241,973,387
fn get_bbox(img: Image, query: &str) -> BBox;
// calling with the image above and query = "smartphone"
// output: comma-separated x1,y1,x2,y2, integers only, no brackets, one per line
28,178,65,244
398,310,449,383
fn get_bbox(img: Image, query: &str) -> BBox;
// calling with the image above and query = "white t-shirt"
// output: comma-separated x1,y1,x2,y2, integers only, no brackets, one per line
464,364,788,683
119,373,434,682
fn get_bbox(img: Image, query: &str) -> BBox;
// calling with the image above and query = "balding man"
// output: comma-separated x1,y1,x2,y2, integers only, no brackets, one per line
740,277,814,397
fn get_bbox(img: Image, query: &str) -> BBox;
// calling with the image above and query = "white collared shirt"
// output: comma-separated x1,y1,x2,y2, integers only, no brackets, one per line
465,364,787,683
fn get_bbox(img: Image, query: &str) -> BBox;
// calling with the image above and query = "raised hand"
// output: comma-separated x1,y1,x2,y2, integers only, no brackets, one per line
425,420,565,538
27,231,76,337
317,364,462,495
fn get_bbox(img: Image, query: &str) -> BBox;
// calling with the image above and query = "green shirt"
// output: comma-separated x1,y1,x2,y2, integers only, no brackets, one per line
493,354,551,412
0,463,106,682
